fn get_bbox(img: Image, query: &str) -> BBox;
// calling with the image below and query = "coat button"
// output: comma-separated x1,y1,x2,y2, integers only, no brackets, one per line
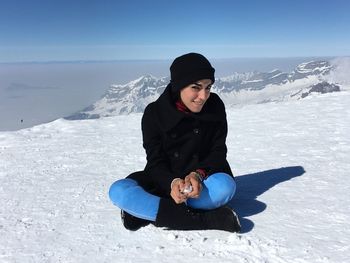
170,133,177,139
193,128,199,134
173,151,179,158
192,154,198,159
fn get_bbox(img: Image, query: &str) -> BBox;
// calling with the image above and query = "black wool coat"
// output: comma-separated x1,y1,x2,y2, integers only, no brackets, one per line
137,84,233,197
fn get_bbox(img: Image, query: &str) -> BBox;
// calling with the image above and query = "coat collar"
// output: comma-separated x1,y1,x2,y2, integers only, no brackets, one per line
155,84,226,131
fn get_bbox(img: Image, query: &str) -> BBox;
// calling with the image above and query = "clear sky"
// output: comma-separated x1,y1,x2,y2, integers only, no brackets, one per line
0,0,349,62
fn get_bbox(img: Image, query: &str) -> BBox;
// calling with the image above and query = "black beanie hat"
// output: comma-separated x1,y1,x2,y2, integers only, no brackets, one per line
170,53,215,93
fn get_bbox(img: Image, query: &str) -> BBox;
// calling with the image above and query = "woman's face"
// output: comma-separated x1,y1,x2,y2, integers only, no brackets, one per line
180,79,212,113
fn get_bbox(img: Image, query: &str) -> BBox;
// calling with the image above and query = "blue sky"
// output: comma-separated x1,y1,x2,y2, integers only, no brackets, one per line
0,0,349,62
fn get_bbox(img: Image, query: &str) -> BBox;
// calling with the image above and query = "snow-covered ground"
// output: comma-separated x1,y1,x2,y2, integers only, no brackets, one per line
1,90,349,263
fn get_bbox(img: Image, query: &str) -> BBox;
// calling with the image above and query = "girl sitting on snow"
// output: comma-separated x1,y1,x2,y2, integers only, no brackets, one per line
109,53,240,232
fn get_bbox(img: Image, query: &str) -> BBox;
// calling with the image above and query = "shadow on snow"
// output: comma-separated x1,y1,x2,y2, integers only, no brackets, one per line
228,166,305,233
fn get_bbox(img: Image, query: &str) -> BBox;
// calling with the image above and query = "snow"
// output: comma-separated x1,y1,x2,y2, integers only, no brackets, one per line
242,79,264,83
269,72,283,79
220,72,254,82
1,91,350,262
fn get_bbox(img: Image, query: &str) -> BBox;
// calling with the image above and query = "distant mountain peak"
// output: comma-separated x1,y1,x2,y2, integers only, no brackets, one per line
128,74,159,85
295,60,332,75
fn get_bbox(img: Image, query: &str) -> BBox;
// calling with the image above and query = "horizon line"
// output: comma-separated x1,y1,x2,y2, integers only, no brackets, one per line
0,55,343,65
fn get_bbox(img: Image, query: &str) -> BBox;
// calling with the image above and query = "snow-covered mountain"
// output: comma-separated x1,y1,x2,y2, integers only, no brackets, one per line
66,60,341,120
66,75,169,119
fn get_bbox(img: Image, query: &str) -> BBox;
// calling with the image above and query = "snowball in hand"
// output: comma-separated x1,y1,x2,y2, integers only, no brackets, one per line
183,185,193,194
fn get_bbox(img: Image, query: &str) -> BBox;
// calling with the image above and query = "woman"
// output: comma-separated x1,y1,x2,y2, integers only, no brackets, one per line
109,53,240,232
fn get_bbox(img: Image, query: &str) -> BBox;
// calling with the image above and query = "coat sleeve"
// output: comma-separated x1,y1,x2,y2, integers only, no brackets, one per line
141,104,179,194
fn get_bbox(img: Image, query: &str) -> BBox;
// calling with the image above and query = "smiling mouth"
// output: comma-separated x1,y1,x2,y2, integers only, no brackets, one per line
193,101,204,106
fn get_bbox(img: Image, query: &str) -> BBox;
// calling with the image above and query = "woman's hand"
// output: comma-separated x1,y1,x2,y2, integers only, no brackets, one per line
170,178,187,204
184,172,202,199
170,173,202,203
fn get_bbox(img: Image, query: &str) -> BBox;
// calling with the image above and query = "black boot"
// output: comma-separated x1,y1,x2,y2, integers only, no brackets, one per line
155,199,241,233
121,210,150,231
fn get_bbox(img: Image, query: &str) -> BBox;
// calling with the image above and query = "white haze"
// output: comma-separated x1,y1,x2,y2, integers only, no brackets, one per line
328,57,350,86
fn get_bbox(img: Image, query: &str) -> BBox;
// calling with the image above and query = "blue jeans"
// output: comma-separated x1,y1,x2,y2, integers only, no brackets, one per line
109,172,236,221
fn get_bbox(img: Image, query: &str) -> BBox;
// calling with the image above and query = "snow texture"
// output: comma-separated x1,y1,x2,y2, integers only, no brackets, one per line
1,90,350,262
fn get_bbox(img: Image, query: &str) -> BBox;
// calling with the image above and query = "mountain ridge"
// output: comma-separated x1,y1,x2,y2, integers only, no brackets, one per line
66,60,340,120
